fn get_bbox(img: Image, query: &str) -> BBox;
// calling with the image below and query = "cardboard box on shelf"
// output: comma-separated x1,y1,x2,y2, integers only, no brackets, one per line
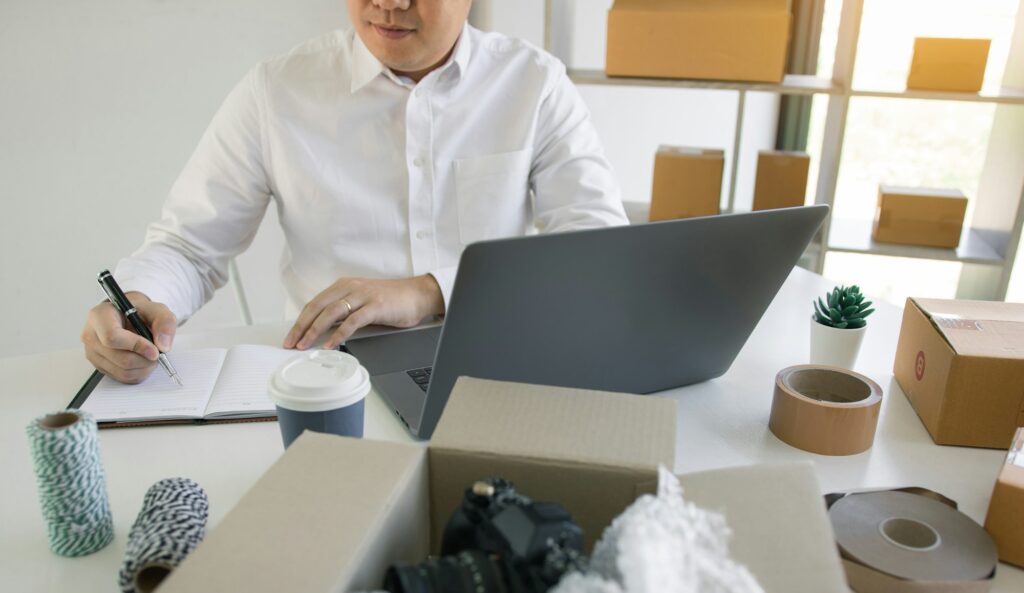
752,151,811,211
606,0,792,83
161,377,849,593
907,37,991,93
649,146,724,221
872,186,968,248
985,427,1024,567
893,298,1024,449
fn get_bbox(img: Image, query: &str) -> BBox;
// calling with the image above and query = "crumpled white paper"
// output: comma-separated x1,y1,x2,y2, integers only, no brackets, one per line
552,466,764,593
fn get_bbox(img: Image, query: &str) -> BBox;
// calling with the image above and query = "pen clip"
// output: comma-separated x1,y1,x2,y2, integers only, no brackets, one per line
97,270,133,314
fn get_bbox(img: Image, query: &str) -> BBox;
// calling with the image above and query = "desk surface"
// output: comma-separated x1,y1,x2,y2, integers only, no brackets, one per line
2,266,1021,592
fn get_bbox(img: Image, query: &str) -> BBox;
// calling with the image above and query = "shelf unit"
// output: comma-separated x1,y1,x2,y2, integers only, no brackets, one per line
850,85,1024,105
827,220,1005,265
542,0,1024,300
567,70,844,96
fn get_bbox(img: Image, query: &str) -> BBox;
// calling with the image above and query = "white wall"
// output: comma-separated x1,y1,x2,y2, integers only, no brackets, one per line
0,0,346,358
1,0,781,359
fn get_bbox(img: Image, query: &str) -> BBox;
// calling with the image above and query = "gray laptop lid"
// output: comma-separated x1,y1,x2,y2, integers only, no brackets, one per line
413,205,828,439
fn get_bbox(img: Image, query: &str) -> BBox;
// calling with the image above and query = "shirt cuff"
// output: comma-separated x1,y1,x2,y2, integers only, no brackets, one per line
428,266,458,314
114,262,191,324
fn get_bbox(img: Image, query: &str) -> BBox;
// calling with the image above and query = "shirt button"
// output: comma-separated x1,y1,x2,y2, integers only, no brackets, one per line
416,230,431,240
415,89,423,98
412,157,423,168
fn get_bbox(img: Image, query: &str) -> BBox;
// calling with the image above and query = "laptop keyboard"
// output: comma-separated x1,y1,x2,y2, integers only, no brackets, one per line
406,366,432,392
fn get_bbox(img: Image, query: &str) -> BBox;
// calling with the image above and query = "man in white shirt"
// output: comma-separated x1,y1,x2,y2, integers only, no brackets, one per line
81,0,627,384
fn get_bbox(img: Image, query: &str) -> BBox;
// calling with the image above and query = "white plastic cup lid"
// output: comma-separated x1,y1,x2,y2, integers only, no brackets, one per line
267,350,371,413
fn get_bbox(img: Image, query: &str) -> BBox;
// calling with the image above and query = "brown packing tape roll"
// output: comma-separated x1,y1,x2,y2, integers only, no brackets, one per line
768,365,882,456
828,489,997,593
842,559,992,593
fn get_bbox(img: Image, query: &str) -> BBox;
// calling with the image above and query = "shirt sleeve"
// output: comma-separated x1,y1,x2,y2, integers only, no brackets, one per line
428,266,458,313
530,62,629,233
115,65,273,323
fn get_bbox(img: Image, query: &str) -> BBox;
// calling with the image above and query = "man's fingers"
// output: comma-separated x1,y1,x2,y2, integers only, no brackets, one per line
296,298,357,350
295,309,334,350
85,348,124,382
285,299,328,349
136,301,177,351
284,280,368,348
85,328,158,369
285,276,437,349
84,346,116,377
88,303,160,361
324,307,374,349
85,301,127,345
95,323,159,361
85,343,155,384
107,343,157,371
82,295,169,384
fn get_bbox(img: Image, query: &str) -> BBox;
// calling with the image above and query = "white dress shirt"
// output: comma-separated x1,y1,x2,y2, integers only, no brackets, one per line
117,24,627,322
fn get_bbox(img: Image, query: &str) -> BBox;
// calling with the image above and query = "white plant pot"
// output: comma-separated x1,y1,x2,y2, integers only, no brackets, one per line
809,315,867,370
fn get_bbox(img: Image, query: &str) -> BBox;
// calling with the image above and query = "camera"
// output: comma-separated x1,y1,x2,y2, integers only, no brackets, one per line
382,478,586,593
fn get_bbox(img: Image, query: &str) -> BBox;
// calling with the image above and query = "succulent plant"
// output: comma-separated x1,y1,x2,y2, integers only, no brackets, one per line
813,285,874,329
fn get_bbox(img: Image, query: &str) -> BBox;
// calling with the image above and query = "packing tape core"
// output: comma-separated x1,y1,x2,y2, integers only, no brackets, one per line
878,517,941,552
768,365,882,455
40,412,80,430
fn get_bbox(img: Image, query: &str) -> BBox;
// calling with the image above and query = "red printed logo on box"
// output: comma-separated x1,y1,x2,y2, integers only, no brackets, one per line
915,351,926,381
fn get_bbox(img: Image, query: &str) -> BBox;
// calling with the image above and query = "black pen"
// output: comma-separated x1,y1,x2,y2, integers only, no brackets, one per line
97,270,183,386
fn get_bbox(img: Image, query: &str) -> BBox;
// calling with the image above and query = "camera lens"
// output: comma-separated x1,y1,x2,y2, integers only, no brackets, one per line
383,550,508,593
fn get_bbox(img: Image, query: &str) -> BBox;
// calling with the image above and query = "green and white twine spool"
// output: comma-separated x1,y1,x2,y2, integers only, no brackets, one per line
26,409,114,556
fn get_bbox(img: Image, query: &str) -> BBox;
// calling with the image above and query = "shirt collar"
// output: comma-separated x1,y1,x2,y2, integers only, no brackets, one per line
350,23,473,94
351,31,386,93
446,23,473,83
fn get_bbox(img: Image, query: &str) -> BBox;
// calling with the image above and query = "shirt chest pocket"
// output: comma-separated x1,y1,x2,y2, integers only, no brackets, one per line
453,149,532,245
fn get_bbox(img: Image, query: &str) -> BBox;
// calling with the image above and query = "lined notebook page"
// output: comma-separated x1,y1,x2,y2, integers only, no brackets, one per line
81,349,227,422
203,345,298,418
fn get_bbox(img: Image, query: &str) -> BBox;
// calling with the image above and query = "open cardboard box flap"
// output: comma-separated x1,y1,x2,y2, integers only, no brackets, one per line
674,462,845,591
161,377,846,593
911,298,1024,359
430,377,676,468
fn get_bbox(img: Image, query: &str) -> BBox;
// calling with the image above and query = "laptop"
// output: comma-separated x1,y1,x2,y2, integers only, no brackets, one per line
344,205,829,439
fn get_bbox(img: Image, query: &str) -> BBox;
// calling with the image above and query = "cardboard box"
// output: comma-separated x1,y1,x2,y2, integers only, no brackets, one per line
893,298,1024,449
985,427,1024,567
907,37,991,93
161,377,849,593
872,186,968,248
649,145,724,221
752,150,810,211
606,0,792,83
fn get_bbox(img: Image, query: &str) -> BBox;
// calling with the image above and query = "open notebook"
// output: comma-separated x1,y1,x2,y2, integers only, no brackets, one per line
70,345,300,427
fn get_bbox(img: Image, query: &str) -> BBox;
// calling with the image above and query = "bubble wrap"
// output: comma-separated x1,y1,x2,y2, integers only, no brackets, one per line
552,467,764,593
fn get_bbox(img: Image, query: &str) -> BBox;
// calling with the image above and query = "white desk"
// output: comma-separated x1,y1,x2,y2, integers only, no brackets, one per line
2,266,1021,591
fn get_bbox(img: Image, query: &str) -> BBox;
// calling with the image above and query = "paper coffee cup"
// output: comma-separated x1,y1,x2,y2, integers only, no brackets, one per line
268,350,371,448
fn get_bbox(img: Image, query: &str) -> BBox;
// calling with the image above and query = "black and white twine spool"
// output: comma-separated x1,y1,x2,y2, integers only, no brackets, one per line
26,409,114,556
119,477,209,593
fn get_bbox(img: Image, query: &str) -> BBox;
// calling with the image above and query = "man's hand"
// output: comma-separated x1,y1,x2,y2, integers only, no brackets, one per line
81,292,178,384
284,275,444,350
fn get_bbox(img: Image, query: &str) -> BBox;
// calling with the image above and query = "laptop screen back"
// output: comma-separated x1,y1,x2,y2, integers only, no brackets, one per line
415,205,828,438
